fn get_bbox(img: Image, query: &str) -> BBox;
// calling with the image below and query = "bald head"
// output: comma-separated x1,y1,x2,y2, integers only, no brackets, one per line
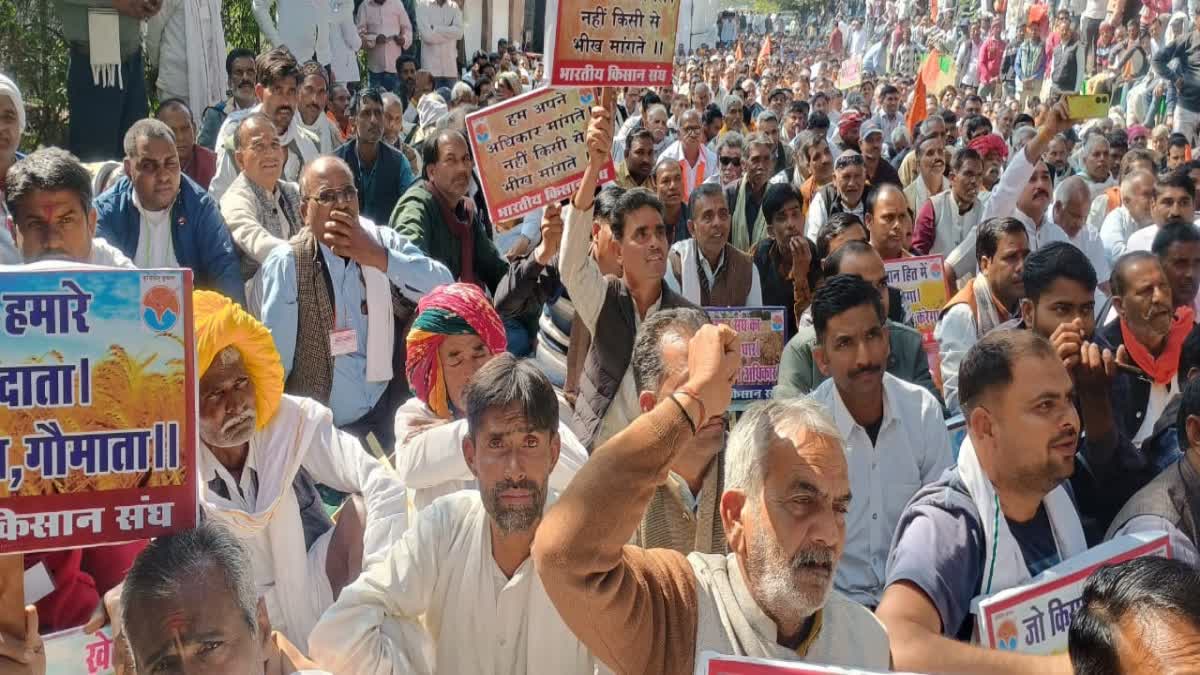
1121,170,1157,226
299,156,358,230
1053,176,1092,237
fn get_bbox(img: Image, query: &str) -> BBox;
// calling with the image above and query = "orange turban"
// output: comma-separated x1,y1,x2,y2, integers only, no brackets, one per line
193,291,284,428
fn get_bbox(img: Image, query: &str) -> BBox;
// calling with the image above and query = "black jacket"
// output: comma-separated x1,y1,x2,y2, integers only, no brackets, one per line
333,139,416,227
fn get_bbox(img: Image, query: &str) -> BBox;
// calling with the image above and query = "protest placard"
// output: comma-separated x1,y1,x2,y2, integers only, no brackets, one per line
466,87,615,225
884,255,949,389
546,0,682,86
0,266,198,555
45,625,115,674
836,57,863,91
974,531,1172,654
706,307,786,410
695,651,899,675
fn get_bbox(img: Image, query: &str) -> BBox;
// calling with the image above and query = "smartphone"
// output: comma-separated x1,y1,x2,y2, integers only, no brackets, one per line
1065,94,1111,120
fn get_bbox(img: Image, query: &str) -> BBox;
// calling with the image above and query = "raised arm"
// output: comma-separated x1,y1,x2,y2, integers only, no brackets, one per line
532,323,741,674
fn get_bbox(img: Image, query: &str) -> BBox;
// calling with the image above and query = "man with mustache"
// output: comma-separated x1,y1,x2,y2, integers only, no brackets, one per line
660,108,719,201
879,331,1093,673
390,129,508,292
667,183,761,306
615,128,657,190
7,148,133,267
189,290,409,652
209,47,321,202
1099,252,1198,463
95,118,245,303
775,239,940,401
294,61,341,154
937,217,1030,413
261,157,452,448
911,148,986,257
1099,170,1157,264
902,133,946,217
200,49,259,150
630,308,731,555
560,96,698,450
332,88,415,228
311,355,603,674
726,133,776,251
944,104,1075,284
805,151,870,239
865,183,914,260
808,275,952,609
534,324,891,673
219,113,304,314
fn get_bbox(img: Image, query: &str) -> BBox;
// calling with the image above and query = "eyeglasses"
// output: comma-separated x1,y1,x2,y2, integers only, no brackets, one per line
834,153,865,170
720,156,742,166
303,185,358,206
682,125,703,135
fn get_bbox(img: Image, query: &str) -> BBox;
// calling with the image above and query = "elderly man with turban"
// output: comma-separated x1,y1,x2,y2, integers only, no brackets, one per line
0,74,25,265
192,290,408,652
392,282,589,516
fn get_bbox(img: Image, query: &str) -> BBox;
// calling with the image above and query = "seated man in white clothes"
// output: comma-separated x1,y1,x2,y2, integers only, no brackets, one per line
192,290,409,651
1099,169,1156,265
5,148,133,267
309,355,601,675
807,275,953,609
392,282,587,515
665,182,763,306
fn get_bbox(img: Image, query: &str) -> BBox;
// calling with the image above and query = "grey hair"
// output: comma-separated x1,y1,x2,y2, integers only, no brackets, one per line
1054,175,1091,206
381,91,403,109
725,398,844,497
121,521,258,664
1011,125,1037,154
232,112,275,152
1120,169,1154,201
717,132,746,157
919,117,945,136
450,81,474,104
645,103,669,120
123,118,176,159
631,308,710,392
890,125,911,147
463,353,559,438
756,110,780,127
746,131,776,153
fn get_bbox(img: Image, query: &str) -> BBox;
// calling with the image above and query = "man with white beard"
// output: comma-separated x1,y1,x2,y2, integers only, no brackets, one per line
533,324,890,674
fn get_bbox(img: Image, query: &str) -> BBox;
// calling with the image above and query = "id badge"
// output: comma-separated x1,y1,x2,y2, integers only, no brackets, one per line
329,328,358,357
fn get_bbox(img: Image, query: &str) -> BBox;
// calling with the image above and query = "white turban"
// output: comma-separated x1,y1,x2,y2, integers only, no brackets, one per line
0,74,25,136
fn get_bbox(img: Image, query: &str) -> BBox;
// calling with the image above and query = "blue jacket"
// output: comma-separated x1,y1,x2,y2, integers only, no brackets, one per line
333,139,416,227
95,175,245,304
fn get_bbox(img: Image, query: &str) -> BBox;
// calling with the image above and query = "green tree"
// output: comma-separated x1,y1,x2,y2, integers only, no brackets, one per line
0,0,69,149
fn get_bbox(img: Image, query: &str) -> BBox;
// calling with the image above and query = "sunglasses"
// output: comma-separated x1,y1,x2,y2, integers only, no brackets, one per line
720,156,742,166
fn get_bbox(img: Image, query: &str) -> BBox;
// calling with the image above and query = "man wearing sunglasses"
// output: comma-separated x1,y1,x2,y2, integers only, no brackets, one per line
260,156,452,448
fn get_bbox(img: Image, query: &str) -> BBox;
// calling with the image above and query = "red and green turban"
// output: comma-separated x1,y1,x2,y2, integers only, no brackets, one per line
405,283,506,419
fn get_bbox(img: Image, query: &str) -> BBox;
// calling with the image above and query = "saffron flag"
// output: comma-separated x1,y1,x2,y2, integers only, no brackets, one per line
756,35,771,74
919,50,957,97
931,0,939,21
907,72,927,134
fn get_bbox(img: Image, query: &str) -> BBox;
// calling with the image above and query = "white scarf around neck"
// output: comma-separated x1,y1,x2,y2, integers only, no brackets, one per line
956,436,1087,598
360,220,393,382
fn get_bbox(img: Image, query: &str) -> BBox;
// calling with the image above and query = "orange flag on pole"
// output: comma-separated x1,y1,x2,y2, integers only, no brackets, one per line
907,72,927,134
756,36,771,74
735,40,745,63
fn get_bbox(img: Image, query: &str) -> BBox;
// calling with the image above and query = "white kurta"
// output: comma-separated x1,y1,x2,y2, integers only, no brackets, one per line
391,398,590,517
201,394,408,651
307,491,600,675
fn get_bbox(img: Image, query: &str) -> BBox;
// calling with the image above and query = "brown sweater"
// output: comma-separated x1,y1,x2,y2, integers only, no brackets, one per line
532,401,705,674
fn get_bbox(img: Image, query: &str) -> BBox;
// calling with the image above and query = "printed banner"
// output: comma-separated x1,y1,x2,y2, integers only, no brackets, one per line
547,0,682,86
695,651,897,675
975,532,1172,654
45,626,115,674
0,266,198,554
836,57,863,90
884,255,949,390
706,307,786,409
467,87,615,225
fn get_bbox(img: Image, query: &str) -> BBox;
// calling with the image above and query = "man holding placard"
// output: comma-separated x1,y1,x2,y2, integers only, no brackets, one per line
877,330,1094,673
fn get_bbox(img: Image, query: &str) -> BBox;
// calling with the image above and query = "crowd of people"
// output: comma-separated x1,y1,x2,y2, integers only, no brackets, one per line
3,0,1200,671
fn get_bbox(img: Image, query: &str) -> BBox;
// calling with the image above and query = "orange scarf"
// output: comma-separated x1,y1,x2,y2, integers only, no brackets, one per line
1120,307,1196,385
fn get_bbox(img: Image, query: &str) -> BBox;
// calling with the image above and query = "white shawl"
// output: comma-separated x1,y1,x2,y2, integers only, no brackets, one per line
361,221,393,382
956,437,1087,597
182,0,226,125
